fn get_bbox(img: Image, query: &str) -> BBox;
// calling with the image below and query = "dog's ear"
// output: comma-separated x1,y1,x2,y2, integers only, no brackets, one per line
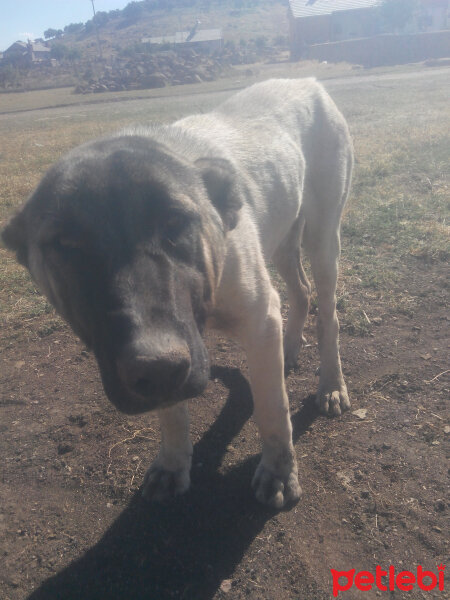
196,157,242,232
1,210,28,267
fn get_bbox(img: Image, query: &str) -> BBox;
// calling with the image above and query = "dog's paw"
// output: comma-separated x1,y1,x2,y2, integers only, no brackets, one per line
252,462,302,509
316,386,351,416
142,464,190,502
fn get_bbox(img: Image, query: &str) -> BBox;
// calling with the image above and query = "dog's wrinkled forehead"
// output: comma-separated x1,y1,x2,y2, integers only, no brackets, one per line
26,136,202,242
2,133,237,269
39,136,198,210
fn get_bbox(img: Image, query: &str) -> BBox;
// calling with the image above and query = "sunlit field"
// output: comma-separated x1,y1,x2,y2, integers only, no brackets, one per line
1,62,449,600
1,63,448,344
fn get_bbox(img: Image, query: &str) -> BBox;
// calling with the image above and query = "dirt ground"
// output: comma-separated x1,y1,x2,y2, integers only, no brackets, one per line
1,260,448,600
0,67,449,600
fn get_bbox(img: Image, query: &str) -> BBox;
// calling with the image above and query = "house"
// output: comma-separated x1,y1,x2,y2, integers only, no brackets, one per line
416,0,449,32
142,23,223,52
3,41,29,59
28,41,51,62
288,0,382,57
2,40,51,63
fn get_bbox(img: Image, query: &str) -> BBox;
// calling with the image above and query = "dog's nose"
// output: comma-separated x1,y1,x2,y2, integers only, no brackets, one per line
117,347,191,400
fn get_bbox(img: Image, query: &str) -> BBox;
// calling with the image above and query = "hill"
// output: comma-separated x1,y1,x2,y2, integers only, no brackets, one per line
0,1,289,92
57,0,288,58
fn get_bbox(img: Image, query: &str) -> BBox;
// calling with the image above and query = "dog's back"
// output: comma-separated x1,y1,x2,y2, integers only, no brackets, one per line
172,78,352,261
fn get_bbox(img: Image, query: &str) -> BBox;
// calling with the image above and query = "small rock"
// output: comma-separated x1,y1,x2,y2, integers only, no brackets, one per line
361,490,370,499
352,408,367,419
336,471,352,487
432,525,442,533
220,579,232,593
435,499,445,512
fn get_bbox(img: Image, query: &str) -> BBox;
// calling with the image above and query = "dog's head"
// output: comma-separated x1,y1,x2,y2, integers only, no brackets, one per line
2,135,241,414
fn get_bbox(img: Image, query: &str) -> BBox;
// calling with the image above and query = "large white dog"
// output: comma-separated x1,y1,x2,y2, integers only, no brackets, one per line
3,79,353,508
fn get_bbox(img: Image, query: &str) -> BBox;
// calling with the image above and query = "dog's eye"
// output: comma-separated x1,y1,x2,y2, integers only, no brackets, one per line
50,235,85,255
57,237,82,249
165,214,187,243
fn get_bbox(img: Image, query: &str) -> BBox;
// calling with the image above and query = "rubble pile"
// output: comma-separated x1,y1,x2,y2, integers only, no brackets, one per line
74,49,224,93
73,43,286,94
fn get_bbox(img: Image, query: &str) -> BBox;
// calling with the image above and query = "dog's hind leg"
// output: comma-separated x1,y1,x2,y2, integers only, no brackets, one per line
142,401,192,501
303,157,352,416
306,231,350,416
273,210,311,373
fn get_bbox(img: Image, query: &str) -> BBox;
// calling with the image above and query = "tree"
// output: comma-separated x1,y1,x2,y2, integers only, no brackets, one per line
65,47,82,62
93,11,109,27
64,23,84,35
44,28,60,39
123,1,145,21
379,0,417,33
50,44,68,61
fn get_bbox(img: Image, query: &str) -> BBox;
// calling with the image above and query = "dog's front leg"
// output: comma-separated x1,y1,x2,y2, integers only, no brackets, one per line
142,401,192,501
243,288,301,509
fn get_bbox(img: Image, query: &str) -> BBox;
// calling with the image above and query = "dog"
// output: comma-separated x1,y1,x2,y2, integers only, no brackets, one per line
2,79,353,508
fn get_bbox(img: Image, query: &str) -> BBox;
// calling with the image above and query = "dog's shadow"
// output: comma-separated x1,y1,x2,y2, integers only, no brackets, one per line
28,366,318,600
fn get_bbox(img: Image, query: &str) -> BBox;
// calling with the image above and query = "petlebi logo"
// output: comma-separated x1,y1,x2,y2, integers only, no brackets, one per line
330,564,445,597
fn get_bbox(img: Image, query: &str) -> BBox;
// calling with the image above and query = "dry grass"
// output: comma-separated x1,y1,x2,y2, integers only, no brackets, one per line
333,72,450,333
0,63,449,346
0,60,366,115
341,77,449,249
